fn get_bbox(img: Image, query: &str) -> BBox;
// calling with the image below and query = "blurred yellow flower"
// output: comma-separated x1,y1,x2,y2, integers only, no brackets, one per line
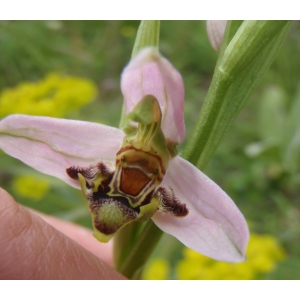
143,258,170,280
12,175,50,201
176,233,286,280
0,73,97,118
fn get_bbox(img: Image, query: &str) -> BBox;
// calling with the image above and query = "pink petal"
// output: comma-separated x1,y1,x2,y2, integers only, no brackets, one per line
206,20,227,52
0,114,124,188
152,156,249,262
121,47,185,145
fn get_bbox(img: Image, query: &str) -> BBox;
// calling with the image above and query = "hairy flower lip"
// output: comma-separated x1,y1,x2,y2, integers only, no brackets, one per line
91,193,140,216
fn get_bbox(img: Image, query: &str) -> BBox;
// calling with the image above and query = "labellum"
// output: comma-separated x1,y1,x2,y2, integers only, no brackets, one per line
66,95,188,242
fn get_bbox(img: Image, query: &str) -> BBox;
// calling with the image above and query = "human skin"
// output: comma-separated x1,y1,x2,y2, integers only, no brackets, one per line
0,188,125,279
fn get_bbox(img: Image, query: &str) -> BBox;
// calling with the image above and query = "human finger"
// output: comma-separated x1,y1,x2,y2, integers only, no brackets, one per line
0,188,125,279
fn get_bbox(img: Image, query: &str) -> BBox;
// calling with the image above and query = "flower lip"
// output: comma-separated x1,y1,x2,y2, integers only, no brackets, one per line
90,194,140,242
120,167,151,196
92,193,140,218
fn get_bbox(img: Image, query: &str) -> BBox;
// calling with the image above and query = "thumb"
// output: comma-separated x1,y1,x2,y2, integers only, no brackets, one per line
0,188,125,279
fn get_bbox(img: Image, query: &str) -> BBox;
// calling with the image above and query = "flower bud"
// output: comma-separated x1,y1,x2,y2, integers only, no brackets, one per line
121,47,185,145
206,20,227,52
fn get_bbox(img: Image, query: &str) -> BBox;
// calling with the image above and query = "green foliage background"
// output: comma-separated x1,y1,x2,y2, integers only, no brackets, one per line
1,20,300,279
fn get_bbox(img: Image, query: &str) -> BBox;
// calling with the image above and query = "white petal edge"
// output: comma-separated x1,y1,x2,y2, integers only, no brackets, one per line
152,156,249,262
0,114,124,188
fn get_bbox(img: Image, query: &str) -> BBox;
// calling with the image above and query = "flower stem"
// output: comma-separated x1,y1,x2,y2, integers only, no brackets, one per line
113,222,145,270
117,220,163,279
131,21,160,58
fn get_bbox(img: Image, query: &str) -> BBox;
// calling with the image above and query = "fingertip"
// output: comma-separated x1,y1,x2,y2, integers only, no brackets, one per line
0,187,18,213
0,188,125,279
38,212,114,265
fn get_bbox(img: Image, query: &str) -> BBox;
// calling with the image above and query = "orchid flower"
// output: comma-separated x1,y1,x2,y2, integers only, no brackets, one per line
0,47,249,262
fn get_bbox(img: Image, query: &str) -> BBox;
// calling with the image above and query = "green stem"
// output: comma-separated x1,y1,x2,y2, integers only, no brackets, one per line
131,21,160,58
181,21,242,165
182,21,292,169
118,220,163,279
181,73,231,166
219,21,289,81
113,222,145,270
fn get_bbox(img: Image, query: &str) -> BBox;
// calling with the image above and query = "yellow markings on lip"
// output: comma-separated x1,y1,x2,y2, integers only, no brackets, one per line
117,146,165,176
116,147,163,197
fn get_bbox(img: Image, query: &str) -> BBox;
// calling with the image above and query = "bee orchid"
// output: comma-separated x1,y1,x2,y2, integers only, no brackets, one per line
0,48,249,262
